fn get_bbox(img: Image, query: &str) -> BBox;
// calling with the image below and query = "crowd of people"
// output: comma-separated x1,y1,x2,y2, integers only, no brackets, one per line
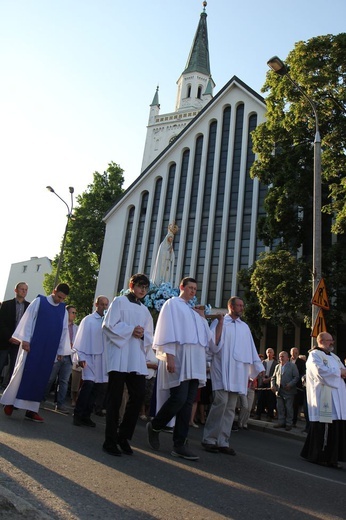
1,276,346,469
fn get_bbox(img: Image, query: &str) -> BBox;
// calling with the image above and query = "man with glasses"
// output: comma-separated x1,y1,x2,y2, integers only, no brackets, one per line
301,332,346,468
102,274,153,456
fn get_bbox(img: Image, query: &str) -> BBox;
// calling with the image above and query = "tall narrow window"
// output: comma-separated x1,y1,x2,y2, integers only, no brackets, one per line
117,206,135,293
208,107,231,305
132,192,149,275
145,178,163,274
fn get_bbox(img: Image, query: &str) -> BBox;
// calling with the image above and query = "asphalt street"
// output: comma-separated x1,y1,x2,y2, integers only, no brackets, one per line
0,402,345,520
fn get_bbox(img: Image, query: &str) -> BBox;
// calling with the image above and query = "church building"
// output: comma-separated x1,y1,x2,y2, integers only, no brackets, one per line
95,3,267,311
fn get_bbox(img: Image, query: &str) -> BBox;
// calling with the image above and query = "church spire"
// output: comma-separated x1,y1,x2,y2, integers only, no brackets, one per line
150,85,160,108
183,2,211,76
175,2,214,112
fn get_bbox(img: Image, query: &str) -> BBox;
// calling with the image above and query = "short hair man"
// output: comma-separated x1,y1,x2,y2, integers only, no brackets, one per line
271,351,299,431
44,305,78,414
0,282,30,387
73,296,109,427
1,283,71,422
301,332,346,468
102,274,153,456
202,296,264,454
147,277,220,461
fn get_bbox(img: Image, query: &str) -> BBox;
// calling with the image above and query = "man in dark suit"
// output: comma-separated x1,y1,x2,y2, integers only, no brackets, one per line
255,347,278,421
271,351,299,431
0,282,30,388
290,347,306,427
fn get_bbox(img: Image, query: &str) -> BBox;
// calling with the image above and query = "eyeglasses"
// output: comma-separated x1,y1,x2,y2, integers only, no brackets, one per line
135,284,149,290
69,311,77,314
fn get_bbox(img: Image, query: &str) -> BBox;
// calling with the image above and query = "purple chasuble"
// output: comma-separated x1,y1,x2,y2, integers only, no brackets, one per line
16,295,66,402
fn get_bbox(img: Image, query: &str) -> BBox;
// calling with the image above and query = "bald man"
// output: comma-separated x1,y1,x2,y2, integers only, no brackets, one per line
301,332,346,469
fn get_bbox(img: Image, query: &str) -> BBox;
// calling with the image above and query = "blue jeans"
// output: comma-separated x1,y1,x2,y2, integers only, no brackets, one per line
152,379,199,447
45,356,72,407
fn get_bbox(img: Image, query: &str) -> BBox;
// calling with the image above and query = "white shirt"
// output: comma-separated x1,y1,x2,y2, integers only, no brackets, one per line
73,311,108,383
210,315,263,394
153,297,217,389
102,295,153,375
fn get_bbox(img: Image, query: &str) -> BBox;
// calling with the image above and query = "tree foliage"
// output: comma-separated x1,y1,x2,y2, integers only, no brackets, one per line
249,250,311,332
251,33,346,244
243,34,346,336
237,267,265,341
44,162,124,319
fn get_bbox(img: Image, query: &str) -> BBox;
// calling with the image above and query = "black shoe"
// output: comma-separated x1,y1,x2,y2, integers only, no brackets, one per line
147,421,160,450
73,415,96,427
231,422,239,431
83,417,96,427
171,445,199,461
118,438,133,455
73,415,84,426
103,444,121,456
218,446,236,456
201,442,219,453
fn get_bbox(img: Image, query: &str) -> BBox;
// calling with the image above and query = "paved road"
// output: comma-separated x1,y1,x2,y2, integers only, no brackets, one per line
0,403,345,519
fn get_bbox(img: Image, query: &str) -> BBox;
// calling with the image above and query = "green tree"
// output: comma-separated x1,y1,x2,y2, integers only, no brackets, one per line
44,162,124,318
237,266,265,341
251,33,346,245
244,34,346,335
249,250,311,332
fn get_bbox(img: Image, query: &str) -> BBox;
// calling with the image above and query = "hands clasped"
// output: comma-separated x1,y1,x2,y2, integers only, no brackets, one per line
132,325,144,339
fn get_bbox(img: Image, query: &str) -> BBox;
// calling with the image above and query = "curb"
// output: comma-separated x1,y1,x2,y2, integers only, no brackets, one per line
0,483,52,519
247,418,306,442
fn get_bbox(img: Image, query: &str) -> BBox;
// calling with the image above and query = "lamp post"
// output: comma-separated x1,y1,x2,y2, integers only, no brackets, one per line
47,186,74,288
267,56,322,337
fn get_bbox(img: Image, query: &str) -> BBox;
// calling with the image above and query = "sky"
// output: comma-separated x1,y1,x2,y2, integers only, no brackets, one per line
0,0,345,300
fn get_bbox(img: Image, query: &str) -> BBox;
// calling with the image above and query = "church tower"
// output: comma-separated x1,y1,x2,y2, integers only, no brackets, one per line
141,2,215,171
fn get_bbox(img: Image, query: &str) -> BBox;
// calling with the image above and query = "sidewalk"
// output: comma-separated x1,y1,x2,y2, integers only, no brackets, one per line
247,416,307,442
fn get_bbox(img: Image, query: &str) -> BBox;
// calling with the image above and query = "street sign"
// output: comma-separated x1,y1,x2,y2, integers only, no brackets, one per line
311,308,327,337
311,278,330,310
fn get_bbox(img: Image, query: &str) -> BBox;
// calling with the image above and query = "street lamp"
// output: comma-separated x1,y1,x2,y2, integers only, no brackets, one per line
267,56,322,337
46,186,74,288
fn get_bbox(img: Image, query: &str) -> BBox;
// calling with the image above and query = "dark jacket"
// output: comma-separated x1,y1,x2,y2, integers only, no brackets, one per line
0,298,30,349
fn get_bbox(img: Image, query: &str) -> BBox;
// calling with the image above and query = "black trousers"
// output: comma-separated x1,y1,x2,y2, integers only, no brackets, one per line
104,371,145,448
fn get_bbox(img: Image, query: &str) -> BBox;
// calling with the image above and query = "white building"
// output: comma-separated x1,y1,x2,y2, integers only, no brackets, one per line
3,256,52,302
95,5,267,311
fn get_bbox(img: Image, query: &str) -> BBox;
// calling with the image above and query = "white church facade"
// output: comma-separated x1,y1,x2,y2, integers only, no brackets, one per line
95,5,267,311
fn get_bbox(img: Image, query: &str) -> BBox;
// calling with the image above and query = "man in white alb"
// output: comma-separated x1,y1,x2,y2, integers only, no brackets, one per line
202,296,264,454
147,277,222,461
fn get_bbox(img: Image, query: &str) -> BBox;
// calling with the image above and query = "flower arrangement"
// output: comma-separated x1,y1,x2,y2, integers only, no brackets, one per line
120,281,211,324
